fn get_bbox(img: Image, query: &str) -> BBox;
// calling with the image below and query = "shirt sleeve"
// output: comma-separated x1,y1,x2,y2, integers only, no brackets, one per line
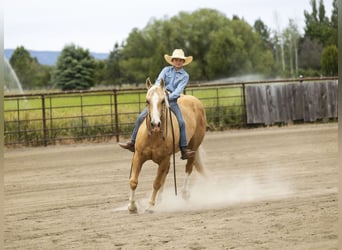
155,67,167,85
168,73,189,101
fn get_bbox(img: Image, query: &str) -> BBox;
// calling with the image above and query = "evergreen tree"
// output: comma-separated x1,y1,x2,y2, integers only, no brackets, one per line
51,44,96,90
327,0,338,46
304,0,330,46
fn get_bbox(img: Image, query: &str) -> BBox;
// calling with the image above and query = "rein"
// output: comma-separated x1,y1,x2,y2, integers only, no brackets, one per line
169,105,177,196
165,90,177,196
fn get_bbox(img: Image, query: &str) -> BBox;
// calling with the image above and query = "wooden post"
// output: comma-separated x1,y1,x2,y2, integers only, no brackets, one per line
113,89,120,142
41,95,48,146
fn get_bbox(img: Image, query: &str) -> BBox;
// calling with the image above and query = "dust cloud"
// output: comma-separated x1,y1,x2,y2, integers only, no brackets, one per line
114,171,294,213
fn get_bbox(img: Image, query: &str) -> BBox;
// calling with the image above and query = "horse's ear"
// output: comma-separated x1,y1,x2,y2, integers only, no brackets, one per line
146,77,152,89
160,78,165,89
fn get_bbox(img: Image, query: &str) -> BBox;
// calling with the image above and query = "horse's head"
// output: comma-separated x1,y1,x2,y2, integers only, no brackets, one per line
145,77,169,134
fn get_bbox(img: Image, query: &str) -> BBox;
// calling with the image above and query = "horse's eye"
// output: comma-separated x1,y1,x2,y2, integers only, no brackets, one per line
161,99,165,104
146,100,150,105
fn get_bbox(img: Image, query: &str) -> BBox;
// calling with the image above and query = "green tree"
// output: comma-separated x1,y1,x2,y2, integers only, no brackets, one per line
298,37,323,72
177,9,230,80
108,43,122,81
254,19,280,77
93,59,107,86
298,0,338,77
111,8,274,84
9,46,52,89
51,44,96,90
253,19,272,50
206,17,274,77
304,0,330,46
9,47,29,89
320,44,338,76
119,28,159,83
298,0,338,76
9,46,33,89
327,0,338,46
119,8,231,82
93,42,125,87
206,26,238,78
34,64,54,89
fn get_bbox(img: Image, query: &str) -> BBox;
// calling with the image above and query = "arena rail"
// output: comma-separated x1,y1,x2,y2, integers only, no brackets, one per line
4,77,338,147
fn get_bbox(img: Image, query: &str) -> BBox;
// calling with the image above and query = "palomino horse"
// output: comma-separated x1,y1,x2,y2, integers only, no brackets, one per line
128,78,207,213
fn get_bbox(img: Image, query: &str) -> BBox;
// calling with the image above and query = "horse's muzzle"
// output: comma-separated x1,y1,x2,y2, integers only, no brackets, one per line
151,121,161,132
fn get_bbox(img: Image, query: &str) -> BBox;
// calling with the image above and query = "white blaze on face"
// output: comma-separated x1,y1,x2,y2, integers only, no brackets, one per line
151,91,161,125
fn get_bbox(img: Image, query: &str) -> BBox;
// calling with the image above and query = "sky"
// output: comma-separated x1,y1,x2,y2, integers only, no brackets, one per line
4,0,334,53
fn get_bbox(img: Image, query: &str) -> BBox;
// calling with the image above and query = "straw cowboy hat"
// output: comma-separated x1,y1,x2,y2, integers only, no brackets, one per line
164,49,193,66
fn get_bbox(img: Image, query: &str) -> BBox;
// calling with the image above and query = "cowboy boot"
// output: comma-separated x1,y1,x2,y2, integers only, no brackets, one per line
180,147,195,160
118,141,135,152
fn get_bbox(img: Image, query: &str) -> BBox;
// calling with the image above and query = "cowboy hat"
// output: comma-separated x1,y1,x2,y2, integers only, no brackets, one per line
164,49,193,66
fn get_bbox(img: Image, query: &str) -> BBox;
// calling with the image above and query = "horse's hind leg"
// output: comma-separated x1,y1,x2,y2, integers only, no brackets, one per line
193,146,206,177
182,149,206,200
182,157,195,200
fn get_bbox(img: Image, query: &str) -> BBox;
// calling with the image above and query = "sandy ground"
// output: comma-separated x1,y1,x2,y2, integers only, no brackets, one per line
4,123,338,250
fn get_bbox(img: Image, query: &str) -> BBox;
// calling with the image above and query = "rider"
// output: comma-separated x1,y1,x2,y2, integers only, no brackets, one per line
118,49,195,160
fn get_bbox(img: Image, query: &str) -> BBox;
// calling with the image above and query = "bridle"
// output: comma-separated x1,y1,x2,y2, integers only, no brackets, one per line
145,90,169,140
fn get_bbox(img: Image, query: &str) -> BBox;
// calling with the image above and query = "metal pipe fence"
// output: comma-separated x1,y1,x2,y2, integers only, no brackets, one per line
4,77,338,147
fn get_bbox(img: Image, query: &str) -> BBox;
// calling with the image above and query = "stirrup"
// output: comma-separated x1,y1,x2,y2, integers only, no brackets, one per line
180,148,195,160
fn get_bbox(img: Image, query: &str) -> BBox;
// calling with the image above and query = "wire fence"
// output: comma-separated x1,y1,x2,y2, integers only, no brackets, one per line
4,77,338,147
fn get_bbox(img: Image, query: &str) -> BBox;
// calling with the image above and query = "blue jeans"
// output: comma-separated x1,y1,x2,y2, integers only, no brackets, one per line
131,107,148,143
131,100,188,148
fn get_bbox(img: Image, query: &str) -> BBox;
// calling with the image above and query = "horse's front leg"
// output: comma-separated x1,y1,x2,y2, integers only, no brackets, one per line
128,189,137,213
147,157,170,210
128,153,144,213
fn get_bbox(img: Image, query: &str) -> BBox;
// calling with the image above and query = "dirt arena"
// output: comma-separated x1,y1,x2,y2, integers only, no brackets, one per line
4,123,338,249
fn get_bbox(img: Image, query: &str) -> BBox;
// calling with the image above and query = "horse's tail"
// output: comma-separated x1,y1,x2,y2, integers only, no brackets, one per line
194,145,206,177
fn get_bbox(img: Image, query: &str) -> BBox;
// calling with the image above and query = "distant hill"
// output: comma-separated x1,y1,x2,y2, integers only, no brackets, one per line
4,49,109,66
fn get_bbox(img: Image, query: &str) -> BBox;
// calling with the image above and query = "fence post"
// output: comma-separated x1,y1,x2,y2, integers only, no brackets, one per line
49,97,53,144
80,95,84,137
241,83,247,127
216,88,220,126
113,89,120,142
41,94,48,146
110,94,114,135
16,99,21,145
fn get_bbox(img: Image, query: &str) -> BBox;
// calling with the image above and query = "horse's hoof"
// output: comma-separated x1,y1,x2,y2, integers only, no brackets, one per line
128,203,138,214
144,203,156,213
128,208,138,214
